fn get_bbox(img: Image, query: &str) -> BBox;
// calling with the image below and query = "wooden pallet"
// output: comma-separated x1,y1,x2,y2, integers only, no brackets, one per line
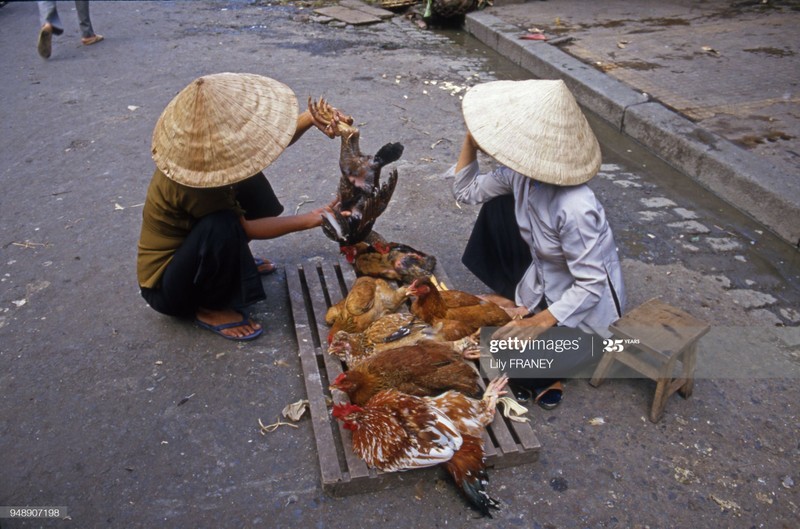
286,259,541,497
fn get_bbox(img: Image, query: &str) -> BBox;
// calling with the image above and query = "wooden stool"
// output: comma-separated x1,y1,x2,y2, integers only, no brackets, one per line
589,299,710,423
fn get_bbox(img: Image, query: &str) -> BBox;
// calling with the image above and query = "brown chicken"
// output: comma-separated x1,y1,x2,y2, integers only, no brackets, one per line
342,241,437,285
332,375,508,517
325,276,409,338
327,313,437,366
328,314,481,367
406,277,511,340
309,98,403,247
329,341,481,406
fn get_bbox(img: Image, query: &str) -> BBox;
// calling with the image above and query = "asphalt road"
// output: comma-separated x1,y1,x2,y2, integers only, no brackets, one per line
1,2,798,528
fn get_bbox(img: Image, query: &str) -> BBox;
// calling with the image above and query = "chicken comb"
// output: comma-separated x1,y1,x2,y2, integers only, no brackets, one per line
331,402,362,420
331,372,346,386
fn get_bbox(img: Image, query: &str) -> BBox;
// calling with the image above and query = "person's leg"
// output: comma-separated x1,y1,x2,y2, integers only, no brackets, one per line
37,1,61,58
462,194,532,300
75,1,103,45
508,324,600,408
38,2,63,34
74,1,94,38
141,211,266,338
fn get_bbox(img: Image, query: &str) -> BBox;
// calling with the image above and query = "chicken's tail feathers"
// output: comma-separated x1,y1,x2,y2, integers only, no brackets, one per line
356,169,398,236
443,435,500,517
373,142,404,168
378,168,399,202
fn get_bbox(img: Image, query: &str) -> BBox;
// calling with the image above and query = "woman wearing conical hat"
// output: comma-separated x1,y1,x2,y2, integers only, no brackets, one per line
451,79,626,409
138,73,346,341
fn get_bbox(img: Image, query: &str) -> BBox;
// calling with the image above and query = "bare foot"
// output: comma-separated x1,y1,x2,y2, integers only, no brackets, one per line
255,257,276,275
196,307,262,340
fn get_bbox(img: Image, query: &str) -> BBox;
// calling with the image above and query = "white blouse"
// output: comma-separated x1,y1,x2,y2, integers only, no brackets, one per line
452,161,626,337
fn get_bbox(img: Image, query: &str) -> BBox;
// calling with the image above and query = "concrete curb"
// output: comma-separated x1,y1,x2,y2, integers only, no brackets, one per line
465,11,800,246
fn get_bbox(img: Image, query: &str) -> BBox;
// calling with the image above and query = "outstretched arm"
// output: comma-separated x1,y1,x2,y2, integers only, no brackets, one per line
288,110,317,146
240,202,335,240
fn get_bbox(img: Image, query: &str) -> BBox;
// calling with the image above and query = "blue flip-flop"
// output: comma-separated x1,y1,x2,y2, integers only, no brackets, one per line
254,257,277,275
195,311,263,341
510,383,533,403
534,381,564,410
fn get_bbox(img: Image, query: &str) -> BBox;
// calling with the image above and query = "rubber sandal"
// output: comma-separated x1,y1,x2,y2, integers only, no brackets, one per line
254,257,276,275
38,24,53,59
534,381,564,410
509,383,533,403
81,34,104,46
195,310,263,341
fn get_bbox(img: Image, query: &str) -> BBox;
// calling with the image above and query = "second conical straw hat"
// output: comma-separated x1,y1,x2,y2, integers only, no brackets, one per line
151,72,298,188
462,79,601,185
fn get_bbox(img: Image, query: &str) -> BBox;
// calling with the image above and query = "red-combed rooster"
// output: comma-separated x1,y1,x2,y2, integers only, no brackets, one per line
329,340,481,406
332,375,508,517
342,241,437,285
406,277,512,340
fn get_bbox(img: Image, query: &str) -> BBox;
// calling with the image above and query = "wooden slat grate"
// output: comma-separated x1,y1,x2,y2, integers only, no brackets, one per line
286,259,541,496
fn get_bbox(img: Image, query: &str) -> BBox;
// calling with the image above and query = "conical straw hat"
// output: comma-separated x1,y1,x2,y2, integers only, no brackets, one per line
152,73,298,188
462,79,601,185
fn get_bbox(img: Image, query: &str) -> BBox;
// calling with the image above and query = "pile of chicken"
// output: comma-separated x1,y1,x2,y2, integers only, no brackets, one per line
326,272,513,517
311,98,517,515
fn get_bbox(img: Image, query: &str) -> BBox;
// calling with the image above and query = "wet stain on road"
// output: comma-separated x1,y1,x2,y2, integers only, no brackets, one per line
744,46,795,57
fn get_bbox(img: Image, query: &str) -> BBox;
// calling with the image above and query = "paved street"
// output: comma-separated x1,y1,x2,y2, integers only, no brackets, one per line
1,2,798,528
467,0,800,246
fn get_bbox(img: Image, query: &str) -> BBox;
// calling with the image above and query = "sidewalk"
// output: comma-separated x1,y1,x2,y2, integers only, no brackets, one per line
465,0,800,245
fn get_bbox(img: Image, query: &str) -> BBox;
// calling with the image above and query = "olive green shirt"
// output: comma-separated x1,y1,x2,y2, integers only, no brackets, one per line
137,169,242,289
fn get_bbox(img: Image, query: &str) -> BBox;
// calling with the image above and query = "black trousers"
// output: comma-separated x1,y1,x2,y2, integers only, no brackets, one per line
141,174,284,319
462,195,532,301
463,195,595,390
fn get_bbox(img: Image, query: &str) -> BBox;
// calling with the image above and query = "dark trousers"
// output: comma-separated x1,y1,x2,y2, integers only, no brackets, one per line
462,195,532,301
141,173,283,319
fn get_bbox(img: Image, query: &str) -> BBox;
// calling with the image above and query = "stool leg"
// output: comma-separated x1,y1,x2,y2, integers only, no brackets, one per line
650,352,680,423
589,351,617,388
650,377,670,423
678,342,698,399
